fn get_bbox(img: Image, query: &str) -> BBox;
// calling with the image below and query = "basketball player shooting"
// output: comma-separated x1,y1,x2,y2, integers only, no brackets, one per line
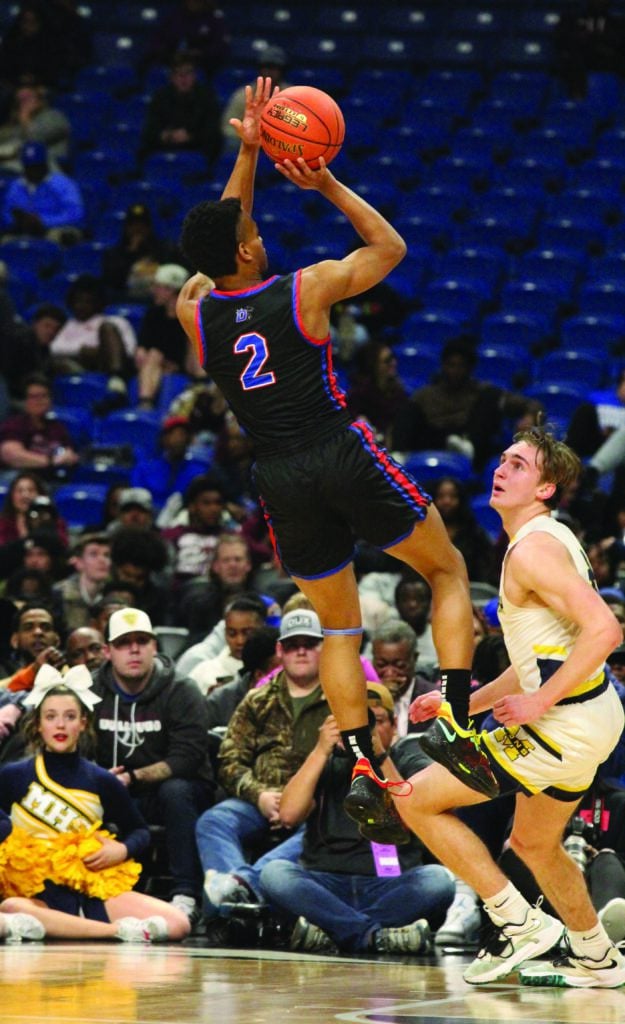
176,77,493,838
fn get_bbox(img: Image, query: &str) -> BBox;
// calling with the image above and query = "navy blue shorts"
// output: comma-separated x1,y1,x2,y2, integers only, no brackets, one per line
254,422,431,579
37,880,109,922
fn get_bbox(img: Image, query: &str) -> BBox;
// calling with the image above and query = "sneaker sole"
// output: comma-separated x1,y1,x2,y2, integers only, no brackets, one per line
464,917,565,985
519,966,625,989
343,778,392,828
419,732,499,799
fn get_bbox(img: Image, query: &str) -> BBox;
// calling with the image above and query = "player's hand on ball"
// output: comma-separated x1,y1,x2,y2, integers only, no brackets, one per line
275,156,331,189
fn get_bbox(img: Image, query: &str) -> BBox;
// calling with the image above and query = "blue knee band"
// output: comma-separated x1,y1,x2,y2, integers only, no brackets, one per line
322,627,364,636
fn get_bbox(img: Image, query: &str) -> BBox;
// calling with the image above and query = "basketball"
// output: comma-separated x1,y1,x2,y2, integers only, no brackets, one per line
260,86,345,169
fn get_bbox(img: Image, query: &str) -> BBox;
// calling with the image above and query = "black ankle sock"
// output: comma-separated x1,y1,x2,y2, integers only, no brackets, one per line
440,669,471,728
341,725,382,776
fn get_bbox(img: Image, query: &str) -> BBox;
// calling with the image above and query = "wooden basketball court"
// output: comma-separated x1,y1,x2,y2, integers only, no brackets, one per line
1,941,622,1024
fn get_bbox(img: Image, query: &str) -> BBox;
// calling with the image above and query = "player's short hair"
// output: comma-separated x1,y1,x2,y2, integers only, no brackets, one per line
180,198,242,278
513,425,581,509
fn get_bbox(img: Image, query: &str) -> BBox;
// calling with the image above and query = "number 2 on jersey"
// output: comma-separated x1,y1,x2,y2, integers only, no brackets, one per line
234,333,276,391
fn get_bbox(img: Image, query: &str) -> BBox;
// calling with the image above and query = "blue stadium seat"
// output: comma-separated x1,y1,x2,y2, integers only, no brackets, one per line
0,238,61,278
524,382,586,424
52,484,108,530
481,312,553,349
311,6,372,33
399,310,470,349
476,344,526,388
436,246,508,292
533,350,607,389
94,410,161,456
560,314,625,354
424,36,487,69
499,278,570,320
578,280,625,317
59,242,107,278
493,36,552,71
49,407,94,449
487,70,550,109
402,450,475,487
52,374,110,409
393,343,440,388
422,278,491,322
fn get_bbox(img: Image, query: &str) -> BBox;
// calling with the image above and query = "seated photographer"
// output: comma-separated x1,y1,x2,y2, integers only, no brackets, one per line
259,684,454,955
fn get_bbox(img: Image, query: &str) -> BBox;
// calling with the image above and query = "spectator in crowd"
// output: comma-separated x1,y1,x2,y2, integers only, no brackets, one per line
47,0,93,84
64,625,106,674
111,489,156,534
134,264,194,410
553,0,625,99
2,303,66,396
220,46,289,150
161,474,233,583
109,527,170,627
346,339,411,449
0,3,60,89
197,608,330,915
49,275,137,378
0,472,55,545
392,575,438,678
0,79,71,173
175,591,269,677
188,594,267,695
92,607,215,925
392,338,541,470
89,581,141,638
53,533,111,633
430,476,497,585
21,530,68,583
0,601,63,688
205,625,280,730
140,0,230,81
132,419,213,515
260,683,454,955
0,375,79,478
138,52,222,167
0,141,83,244
370,619,439,737
101,203,182,302
175,533,257,638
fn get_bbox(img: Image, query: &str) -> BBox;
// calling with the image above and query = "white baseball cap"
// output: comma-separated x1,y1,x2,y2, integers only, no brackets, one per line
278,609,323,642
108,607,155,643
153,263,188,290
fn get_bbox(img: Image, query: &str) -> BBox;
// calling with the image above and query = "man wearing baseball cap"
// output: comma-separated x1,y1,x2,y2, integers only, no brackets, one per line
90,607,214,927
260,680,454,955
197,606,330,914
1,140,84,244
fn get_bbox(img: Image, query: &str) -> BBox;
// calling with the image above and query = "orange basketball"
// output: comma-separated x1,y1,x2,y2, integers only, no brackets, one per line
260,86,345,169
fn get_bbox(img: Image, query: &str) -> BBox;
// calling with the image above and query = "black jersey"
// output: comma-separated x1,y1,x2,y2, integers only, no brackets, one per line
194,271,351,457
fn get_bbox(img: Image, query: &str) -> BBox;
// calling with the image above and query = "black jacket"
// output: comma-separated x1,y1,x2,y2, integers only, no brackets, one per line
91,654,213,791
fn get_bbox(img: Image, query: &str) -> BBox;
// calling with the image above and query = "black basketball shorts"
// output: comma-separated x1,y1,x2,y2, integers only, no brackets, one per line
253,421,431,579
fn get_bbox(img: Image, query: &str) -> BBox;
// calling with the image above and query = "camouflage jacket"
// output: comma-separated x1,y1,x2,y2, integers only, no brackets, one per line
218,670,329,806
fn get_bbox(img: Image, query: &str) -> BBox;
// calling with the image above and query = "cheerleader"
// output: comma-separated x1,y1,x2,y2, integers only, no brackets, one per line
0,664,190,942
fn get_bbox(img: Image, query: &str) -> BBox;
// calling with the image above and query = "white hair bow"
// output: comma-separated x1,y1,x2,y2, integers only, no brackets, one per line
23,663,102,711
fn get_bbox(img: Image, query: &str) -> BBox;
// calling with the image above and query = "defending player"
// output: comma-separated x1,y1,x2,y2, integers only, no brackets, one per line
405,427,625,987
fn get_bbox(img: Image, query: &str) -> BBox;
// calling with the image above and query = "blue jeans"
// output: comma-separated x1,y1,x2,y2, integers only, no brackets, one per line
195,798,303,916
138,777,211,900
260,859,454,952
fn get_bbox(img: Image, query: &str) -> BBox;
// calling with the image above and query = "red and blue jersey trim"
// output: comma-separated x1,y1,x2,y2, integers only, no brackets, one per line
350,421,431,512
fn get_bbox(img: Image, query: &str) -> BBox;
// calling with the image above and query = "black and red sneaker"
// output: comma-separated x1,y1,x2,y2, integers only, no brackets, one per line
343,758,412,842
